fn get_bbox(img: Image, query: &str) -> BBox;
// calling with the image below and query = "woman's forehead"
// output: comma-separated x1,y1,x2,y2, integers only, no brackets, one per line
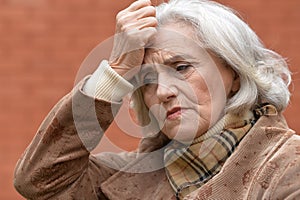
150,25,198,48
143,47,210,65
144,25,207,63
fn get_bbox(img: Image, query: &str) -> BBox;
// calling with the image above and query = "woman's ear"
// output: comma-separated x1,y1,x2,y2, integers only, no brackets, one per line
230,71,240,97
232,72,240,92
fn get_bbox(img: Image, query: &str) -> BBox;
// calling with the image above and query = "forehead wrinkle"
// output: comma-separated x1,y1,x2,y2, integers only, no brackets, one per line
144,50,167,65
144,49,196,65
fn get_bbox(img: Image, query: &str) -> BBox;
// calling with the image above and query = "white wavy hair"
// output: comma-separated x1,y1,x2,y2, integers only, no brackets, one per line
133,0,291,125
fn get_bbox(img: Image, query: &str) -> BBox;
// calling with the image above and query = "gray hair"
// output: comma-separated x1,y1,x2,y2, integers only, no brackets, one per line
154,0,291,115
133,0,291,127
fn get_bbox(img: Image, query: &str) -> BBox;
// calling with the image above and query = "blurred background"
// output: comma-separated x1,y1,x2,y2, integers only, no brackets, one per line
0,0,299,199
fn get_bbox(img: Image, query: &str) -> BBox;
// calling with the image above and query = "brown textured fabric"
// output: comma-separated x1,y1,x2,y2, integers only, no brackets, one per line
14,78,300,199
184,116,300,199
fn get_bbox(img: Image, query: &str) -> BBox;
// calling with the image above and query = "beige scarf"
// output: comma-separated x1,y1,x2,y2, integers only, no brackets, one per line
164,104,277,199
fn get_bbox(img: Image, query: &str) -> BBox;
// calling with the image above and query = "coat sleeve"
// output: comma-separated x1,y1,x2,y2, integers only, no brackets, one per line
13,77,124,199
269,134,300,199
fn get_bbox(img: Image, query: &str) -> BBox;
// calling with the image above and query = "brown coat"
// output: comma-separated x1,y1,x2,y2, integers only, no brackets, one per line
14,80,300,199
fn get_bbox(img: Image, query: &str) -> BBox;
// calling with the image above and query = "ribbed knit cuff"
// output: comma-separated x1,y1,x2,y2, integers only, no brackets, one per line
83,60,133,102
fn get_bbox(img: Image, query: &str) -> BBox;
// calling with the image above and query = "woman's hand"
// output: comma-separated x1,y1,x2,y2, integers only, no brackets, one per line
109,0,157,78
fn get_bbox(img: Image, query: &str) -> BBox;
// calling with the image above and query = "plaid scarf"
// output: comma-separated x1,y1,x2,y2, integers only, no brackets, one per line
164,104,277,199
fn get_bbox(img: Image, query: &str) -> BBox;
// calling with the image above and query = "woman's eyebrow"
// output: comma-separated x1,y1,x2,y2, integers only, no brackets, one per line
139,54,196,75
163,54,194,66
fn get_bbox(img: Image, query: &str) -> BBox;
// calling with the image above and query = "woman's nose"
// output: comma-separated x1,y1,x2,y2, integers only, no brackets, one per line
156,74,178,102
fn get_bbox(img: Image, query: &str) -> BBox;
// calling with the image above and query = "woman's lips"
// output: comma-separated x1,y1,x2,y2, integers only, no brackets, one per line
166,107,182,120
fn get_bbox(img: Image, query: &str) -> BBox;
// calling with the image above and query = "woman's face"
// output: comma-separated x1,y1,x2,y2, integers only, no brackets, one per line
140,24,239,143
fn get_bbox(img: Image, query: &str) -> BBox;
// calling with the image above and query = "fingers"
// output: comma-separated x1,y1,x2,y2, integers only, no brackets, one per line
116,6,157,33
126,0,152,12
117,6,156,24
134,5,156,20
123,17,157,31
137,16,157,30
109,0,157,73
117,26,157,47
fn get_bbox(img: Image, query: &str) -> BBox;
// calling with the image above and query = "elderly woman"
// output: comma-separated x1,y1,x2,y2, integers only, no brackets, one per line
14,0,300,199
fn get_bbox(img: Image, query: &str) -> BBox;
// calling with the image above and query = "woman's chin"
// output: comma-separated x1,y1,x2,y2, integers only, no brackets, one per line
162,125,203,144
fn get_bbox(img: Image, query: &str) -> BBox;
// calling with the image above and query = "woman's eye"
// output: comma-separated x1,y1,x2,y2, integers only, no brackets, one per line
176,64,191,72
142,73,157,86
173,63,195,79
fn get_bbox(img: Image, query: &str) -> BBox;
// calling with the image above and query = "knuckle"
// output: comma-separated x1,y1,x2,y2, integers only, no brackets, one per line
116,11,125,21
121,25,135,33
116,21,123,30
120,25,128,32
117,17,124,25
116,12,122,20
116,17,128,28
